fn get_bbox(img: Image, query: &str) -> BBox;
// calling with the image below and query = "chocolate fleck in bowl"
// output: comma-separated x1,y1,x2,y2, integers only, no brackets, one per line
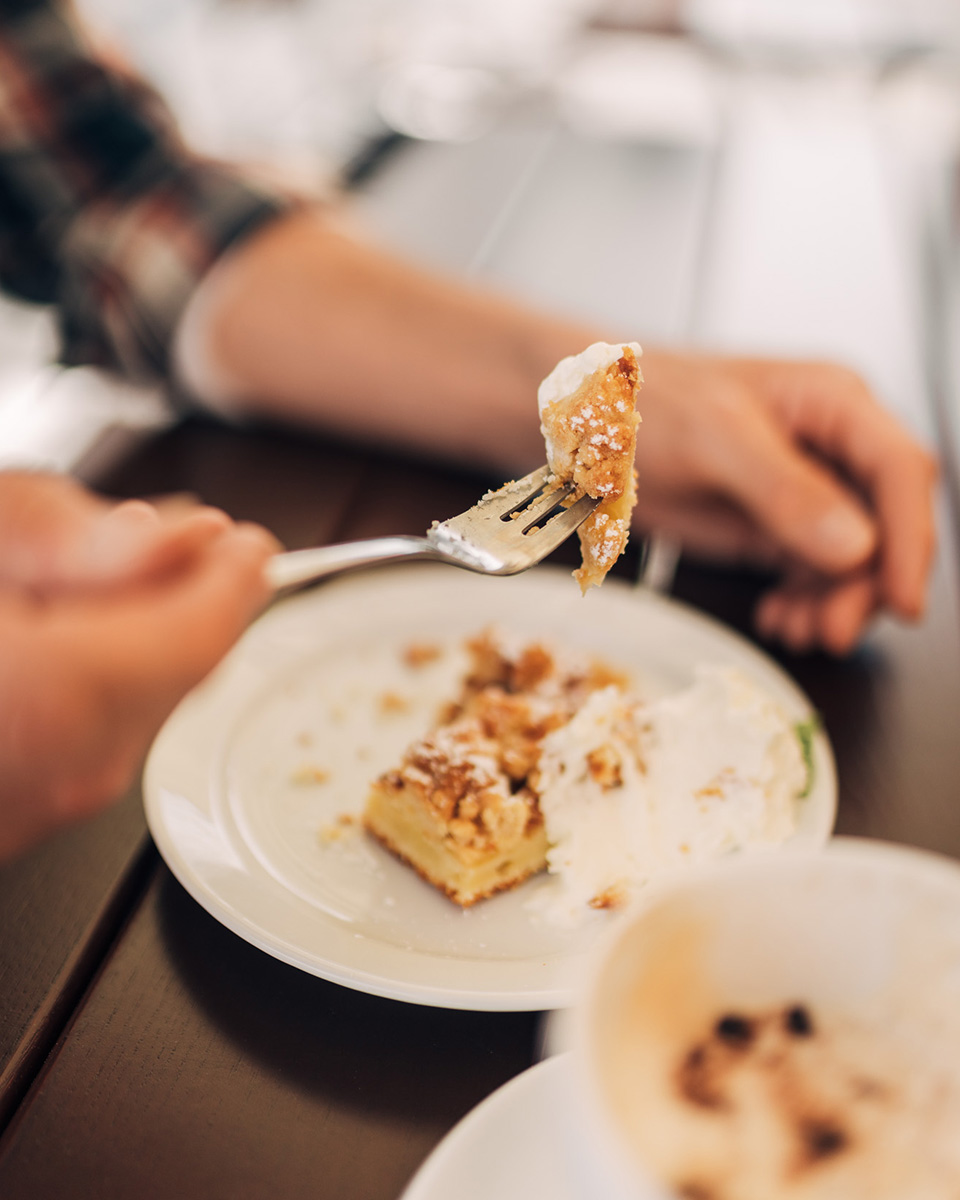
569,839,960,1200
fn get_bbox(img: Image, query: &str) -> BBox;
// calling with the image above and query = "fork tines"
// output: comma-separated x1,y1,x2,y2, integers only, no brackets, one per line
498,471,577,530
428,464,600,575
477,465,598,539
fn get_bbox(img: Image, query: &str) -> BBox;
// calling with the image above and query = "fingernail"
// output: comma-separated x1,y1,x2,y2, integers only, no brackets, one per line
815,507,876,564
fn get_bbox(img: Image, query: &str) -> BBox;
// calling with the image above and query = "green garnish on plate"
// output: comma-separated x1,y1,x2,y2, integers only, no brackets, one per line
794,713,822,799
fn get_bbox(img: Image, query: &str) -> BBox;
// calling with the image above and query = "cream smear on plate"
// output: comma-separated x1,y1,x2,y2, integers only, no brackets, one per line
532,666,809,924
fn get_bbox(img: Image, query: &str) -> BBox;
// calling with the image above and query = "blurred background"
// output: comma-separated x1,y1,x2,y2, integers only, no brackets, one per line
4,0,960,478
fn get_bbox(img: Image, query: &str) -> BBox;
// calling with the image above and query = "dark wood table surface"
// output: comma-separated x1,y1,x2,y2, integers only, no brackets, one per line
1,408,959,1200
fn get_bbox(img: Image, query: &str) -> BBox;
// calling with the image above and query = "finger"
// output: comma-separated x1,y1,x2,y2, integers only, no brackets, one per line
0,472,238,594
690,378,879,575
754,565,824,650
826,418,935,620
73,521,279,699
755,590,789,642
816,573,878,655
747,361,939,619
756,568,879,655
773,592,820,654
76,501,234,587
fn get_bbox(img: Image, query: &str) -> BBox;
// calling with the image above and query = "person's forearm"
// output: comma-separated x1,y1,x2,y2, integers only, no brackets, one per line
184,210,604,474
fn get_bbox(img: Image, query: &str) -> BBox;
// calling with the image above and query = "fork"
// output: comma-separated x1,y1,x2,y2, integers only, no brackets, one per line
266,465,599,593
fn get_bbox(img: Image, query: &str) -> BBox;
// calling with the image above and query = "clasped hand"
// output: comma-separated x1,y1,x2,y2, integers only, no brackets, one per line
634,352,938,655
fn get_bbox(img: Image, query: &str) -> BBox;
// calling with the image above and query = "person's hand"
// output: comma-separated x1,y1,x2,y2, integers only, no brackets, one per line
0,472,279,860
634,351,938,654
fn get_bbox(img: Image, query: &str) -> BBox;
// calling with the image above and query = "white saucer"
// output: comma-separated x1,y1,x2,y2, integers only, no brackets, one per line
143,565,835,1010
400,1056,579,1200
401,1053,663,1200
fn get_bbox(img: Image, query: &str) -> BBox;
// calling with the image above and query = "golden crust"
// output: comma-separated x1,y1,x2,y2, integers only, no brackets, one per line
541,347,642,591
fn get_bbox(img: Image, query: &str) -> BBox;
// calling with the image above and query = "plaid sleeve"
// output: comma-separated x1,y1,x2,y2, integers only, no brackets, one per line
0,0,296,382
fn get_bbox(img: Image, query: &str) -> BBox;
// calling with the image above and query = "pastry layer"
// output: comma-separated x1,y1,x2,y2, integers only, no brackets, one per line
538,342,643,591
365,779,548,906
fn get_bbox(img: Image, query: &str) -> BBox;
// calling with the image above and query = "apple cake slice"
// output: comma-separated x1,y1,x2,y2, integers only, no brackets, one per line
364,631,624,906
538,341,643,592
364,718,548,906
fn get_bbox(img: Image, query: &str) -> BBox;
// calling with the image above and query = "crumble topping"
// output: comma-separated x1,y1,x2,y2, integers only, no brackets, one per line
385,719,534,853
538,342,643,591
586,743,625,789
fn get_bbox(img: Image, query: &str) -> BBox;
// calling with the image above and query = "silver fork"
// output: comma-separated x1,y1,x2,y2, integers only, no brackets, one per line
266,465,599,593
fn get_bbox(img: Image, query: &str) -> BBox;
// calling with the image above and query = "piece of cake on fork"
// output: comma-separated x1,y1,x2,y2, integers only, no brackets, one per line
538,341,643,592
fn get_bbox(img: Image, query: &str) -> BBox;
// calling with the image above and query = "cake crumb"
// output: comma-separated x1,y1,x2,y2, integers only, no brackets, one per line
319,814,359,844
589,883,628,910
402,642,442,669
292,764,330,786
586,744,623,789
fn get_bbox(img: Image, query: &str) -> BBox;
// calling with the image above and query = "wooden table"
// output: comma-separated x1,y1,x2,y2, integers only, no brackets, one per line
0,408,959,1200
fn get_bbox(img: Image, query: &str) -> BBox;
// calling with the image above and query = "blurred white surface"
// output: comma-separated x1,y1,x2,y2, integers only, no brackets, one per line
0,289,171,478
555,33,721,145
694,70,929,433
0,364,172,479
685,0,960,57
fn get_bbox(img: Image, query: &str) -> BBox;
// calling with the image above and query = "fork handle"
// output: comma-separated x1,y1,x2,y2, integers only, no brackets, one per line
266,536,443,593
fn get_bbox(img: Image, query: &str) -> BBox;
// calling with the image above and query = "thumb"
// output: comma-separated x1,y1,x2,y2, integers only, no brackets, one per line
702,399,878,574
0,472,231,594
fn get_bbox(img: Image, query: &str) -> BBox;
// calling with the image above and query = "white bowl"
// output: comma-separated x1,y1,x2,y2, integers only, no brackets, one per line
569,838,960,1199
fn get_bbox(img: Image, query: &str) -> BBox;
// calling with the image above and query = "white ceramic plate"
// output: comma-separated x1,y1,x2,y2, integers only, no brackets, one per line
400,1056,577,1200
401,1053,662,1200
143,565,836,1011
